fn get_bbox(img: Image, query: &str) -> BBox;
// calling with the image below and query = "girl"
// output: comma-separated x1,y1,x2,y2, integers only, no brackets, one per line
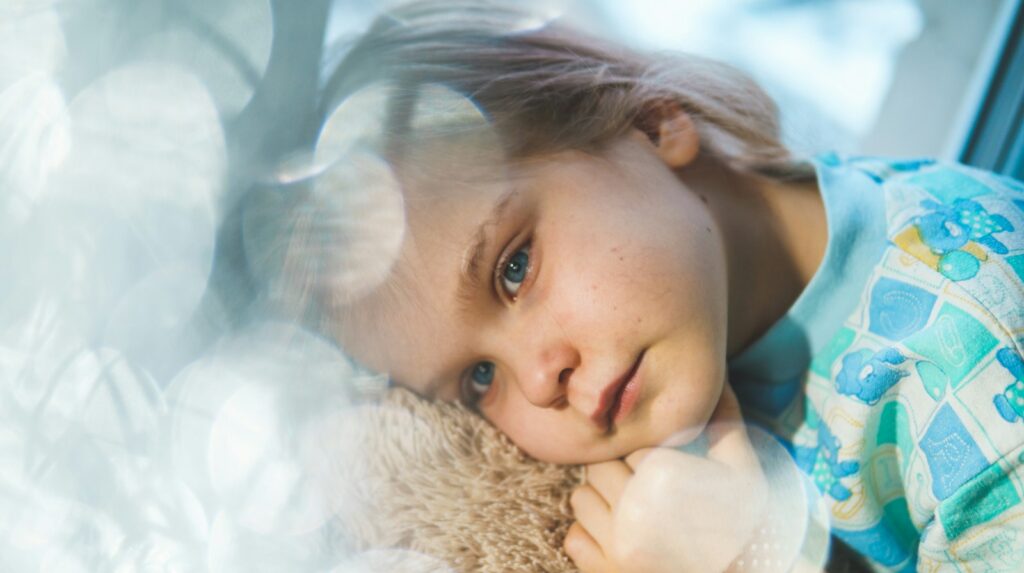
301,1,1024,571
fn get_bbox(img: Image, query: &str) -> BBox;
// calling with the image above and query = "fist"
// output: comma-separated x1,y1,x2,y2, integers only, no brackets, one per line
564,383,769,573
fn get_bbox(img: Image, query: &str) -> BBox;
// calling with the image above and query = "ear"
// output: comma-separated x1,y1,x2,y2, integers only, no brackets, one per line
634,101,700,168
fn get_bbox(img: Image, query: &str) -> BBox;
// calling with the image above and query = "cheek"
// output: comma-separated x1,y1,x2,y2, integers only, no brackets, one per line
556,239,716,336
650,343,726,438
485,402,581,463
545,189,722,296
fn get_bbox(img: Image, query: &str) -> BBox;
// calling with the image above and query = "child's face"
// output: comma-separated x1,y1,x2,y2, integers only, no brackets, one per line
338,131,729,464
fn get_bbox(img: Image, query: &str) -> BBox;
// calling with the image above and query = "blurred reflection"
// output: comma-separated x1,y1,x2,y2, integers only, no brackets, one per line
0,5,65,86
595,0,923,151
166,322,354,531
206,510,325,573
0,1,329,570
0,76,70,225
330,549,454,573
136,0,274,117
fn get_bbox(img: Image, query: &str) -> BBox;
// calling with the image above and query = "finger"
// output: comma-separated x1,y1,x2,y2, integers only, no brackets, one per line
585,459,633,508
564,521,615,573
704,383,759,471
570,484,614,549
624,447,657,471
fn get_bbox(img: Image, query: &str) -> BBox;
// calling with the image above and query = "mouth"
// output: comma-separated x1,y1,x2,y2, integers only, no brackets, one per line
590,351,645,432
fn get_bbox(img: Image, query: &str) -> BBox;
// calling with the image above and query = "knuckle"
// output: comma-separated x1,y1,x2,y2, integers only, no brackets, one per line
608,535,640,567
588,459,617,474
569,485,591,507
562,523,586,555
616,523,641,549
631,446,655,459
609,532,659,573
645,448,677,470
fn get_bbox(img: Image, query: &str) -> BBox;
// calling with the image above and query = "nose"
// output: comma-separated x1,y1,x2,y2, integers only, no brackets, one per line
505,313,580,408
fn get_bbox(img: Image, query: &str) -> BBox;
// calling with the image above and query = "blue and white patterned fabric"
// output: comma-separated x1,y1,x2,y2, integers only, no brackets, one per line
730,154,1024,572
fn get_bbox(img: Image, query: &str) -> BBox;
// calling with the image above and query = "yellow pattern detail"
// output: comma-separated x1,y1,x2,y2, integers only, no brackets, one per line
893,226,939,269
961,241,989,262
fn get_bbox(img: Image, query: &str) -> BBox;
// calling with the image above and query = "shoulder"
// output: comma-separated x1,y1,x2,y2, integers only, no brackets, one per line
814,153,1024,348
815,154,1024,231
849,158,1024,347
872,158,1024,252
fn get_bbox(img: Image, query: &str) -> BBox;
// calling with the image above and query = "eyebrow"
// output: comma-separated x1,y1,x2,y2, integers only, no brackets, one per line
456,188,520,312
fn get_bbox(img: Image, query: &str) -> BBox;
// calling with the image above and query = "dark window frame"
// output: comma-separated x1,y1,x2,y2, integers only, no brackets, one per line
961,0,1024,178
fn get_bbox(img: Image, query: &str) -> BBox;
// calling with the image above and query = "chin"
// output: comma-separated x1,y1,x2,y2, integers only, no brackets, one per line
657,425,704,448
645,400,714,450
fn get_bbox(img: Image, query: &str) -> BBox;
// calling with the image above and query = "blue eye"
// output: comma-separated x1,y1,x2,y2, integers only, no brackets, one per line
500,246,530,297
469,361,495,396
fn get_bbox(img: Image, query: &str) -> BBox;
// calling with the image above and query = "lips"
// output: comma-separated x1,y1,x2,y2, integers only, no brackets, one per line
590,351,645,431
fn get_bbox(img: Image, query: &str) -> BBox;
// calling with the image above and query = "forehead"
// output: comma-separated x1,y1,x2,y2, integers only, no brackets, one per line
332,140,517,389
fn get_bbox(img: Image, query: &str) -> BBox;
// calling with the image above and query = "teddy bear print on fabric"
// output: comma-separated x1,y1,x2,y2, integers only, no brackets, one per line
894,198,1015,282
994,347,1024,423
796,420,861,502
836,347,909,405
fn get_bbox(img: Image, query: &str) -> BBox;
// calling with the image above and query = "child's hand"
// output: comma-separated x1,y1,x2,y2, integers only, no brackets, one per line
564,384,768,573
564,456,633,573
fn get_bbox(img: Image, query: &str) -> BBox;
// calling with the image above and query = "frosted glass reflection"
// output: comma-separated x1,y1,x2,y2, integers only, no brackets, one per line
406,84,493,137
499,0,568,34
205,510,328,573
316,83,493,163
137,0,273,116
325,0,564,50
0,5,65,85
309,402,440,526
56,63,224,236
316,83,392,166
3,346,161,458
166,322,355,535
0,63,226,419
103,263,225,385
0,75,70,224
68,348,165,454
0,0,419,570
110,533,198,573
285,83,505,305
311,152,406,304
331,549,453,573
208,384,331,535
1,493,124,572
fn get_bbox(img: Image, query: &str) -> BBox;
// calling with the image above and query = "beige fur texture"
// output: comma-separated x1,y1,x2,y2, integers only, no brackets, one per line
316,388,582,572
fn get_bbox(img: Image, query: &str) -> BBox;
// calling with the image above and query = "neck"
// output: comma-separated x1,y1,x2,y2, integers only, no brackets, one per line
678,156,826,358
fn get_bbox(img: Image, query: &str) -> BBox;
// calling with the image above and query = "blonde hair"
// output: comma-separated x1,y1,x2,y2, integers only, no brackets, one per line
322,0,813,179
281,0,814,335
